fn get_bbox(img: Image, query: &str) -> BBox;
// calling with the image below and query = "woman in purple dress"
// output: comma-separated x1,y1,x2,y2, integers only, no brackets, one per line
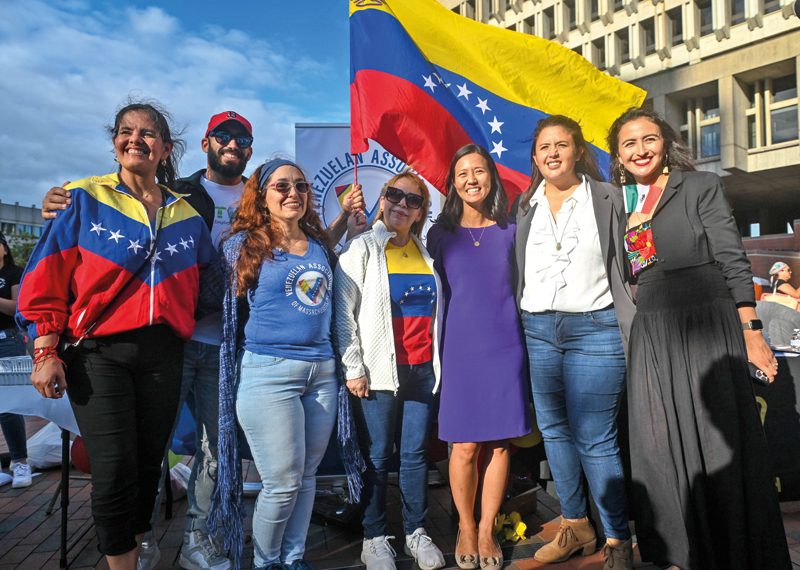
427,144,530,570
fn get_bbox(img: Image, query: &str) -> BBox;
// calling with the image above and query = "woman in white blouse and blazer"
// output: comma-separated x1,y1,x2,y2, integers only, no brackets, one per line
513,115,635,570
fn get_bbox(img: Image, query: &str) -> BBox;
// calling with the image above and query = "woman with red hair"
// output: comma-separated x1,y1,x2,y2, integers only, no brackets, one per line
210,159,342,570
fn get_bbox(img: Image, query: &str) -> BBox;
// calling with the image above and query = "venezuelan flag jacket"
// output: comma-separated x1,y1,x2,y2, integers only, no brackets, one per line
16,173,214,342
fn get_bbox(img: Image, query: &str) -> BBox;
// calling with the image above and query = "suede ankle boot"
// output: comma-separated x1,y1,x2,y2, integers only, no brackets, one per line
602,538,633,569
533,517,596,563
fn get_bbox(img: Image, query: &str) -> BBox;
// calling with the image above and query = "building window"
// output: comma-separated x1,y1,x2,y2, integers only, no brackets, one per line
641,18,656,56
616,29,629,64
590,0,599,20
697,0,713,36
731,0,745,24
564,0,577,30
746,74,799,148
764,0,780,13
592,37,606,70
465,0,476,18
614,0,623,12
507,22,517,31
668,7,683,46
543,6,555,39
680,94,721,159
523,14,535,34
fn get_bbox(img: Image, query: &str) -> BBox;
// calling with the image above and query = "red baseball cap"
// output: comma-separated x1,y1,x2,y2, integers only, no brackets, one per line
205,111,253,137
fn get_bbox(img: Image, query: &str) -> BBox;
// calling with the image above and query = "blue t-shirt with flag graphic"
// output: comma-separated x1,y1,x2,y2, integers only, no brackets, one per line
244,238,334,361
386,240,436,365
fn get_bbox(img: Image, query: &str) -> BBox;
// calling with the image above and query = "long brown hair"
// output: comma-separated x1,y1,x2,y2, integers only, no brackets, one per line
229,160,329,296
519,115,602,213
379,170,431,238
607,107,695,186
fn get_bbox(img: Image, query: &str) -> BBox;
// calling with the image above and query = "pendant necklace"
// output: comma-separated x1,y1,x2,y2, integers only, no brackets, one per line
465,225,487,247
547,203,576,252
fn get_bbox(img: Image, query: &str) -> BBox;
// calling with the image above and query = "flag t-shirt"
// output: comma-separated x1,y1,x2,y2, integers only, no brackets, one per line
385,240,436,365
244,238,334,361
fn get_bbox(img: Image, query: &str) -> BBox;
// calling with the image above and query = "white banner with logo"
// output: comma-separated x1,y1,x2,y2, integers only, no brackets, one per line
295,124,440,245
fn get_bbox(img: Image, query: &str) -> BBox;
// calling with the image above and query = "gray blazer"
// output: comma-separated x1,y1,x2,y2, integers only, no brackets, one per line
513,176,635,348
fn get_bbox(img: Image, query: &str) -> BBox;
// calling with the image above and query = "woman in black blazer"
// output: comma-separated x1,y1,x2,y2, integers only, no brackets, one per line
608,107,790,570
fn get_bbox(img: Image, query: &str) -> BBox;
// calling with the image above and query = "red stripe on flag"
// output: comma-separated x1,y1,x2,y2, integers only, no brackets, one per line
351,69,528,200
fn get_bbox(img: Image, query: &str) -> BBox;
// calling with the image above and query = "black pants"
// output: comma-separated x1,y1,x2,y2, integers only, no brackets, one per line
67,325,183,556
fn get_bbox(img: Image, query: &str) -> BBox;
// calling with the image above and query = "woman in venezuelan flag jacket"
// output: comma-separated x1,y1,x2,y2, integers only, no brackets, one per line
16,102,213,569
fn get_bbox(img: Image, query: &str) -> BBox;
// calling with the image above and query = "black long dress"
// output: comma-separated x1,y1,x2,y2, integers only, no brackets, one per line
626,260,791,569
622,171,791,569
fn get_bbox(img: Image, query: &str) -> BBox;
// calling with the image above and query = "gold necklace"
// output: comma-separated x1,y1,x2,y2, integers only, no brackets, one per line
546,203,577,251
465,225,487,247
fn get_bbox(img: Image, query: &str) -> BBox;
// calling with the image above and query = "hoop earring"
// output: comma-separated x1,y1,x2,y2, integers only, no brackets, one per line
662,152,670,175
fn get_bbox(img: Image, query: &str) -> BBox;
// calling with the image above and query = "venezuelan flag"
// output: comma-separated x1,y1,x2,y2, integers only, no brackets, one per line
350,0,646,198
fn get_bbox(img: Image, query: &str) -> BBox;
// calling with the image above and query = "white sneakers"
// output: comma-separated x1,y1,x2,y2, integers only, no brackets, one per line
179,529,232,570
362,535,398,570
11,462,32,488
405,528,446,570
362,530,445,570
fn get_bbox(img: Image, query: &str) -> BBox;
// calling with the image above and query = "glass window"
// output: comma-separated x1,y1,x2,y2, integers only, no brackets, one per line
764,0,780,13
702,94,719,119
731,0,745,24
592,37,606,70
773,74,798,103
700,123,720,157
697,0,713,36
564,0,577,30
543,7,555,39
748,115,758,148
614,0,623,11
771,107,799,144
642,18,655,55
668,7,682,46
617,29,629,64
523,14,535,34
590,0,599,20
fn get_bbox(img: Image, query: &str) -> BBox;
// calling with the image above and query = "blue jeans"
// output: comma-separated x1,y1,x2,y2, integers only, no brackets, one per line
353,362,437,538
237,351,338,566
182,339,222,533
1,330,28,462
522,307,630,539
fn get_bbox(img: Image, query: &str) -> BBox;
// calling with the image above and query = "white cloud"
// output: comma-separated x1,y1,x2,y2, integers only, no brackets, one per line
0,0,340,207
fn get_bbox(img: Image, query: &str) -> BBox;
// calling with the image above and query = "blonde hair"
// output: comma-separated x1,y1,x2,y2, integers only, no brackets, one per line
378,170,431,237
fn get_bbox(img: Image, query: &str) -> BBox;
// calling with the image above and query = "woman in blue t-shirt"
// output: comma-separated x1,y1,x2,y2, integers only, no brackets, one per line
211,159,338,570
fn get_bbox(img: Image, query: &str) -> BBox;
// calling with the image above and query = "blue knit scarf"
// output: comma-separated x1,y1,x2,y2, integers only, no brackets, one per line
208,231,364,569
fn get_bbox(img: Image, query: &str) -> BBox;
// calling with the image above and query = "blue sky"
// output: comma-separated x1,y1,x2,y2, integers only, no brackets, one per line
0,0,351,206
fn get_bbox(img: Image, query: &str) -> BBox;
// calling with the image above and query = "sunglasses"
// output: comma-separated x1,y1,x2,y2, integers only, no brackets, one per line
268,181,312,194
384,186,424,210
208,130,254,149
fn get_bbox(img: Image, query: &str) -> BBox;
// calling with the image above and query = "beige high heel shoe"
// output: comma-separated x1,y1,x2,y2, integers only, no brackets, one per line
455,529,479,570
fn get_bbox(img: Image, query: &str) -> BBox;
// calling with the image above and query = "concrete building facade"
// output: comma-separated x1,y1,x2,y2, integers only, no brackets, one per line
439,0,800,238
0,200,44,242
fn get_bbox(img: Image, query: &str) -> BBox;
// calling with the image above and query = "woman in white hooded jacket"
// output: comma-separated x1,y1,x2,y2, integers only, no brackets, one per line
334,171,444,570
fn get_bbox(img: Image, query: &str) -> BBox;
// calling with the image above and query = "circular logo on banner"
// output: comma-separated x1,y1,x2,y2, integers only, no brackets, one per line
308,146,439,243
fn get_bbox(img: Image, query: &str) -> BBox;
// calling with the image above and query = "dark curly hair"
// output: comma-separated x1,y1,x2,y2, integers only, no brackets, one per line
607,107,695,186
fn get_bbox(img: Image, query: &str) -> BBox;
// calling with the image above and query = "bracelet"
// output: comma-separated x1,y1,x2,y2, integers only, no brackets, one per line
32,346,65,371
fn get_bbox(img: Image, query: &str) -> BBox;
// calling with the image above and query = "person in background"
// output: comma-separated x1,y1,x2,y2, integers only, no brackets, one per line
769,261,800,298
335,171,445,570
0,231,32,489
211,159,339,570
427,144,530,570
609,106,790,570
17,100,214,570
514,115,634,569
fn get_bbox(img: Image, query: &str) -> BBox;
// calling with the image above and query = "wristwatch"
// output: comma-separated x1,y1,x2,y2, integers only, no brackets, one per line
742,319,764,331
